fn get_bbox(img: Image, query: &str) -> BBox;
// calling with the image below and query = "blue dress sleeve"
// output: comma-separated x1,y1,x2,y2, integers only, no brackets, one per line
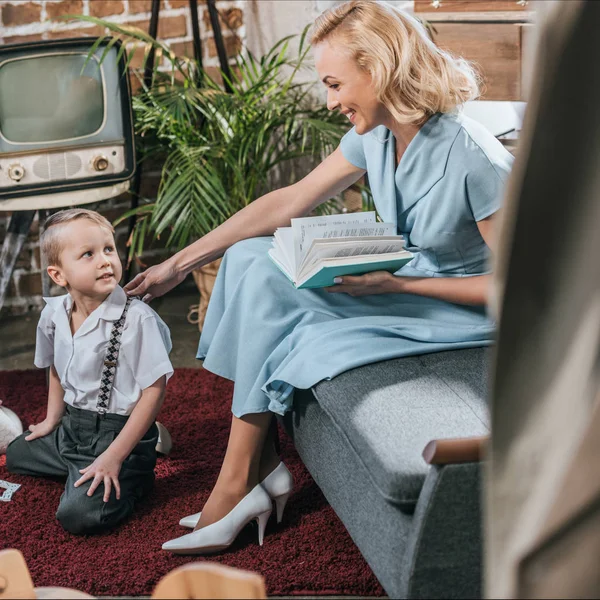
340,127,367,170
465,152,513,221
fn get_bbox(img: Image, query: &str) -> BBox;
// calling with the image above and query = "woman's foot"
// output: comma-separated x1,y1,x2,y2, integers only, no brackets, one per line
163,484,272,555
195,480,252,531
180,462,294,529
261,462,293,524
180,412,291,532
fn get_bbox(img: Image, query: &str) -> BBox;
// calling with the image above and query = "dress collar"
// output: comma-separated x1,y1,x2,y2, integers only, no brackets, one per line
43,285,128,338
393,112,463,218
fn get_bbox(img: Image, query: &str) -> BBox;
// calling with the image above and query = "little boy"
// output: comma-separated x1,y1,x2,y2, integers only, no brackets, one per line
6,209,173,535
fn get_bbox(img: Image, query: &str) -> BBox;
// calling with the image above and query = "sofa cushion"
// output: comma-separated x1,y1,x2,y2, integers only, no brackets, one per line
311,348,490,510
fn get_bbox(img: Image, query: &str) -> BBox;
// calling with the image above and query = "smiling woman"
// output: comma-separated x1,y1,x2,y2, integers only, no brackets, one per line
312,1,479,129
315,42,423,167
123,0,514,556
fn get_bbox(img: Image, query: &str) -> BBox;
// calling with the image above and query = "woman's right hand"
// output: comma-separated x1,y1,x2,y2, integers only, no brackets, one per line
124,257,187,303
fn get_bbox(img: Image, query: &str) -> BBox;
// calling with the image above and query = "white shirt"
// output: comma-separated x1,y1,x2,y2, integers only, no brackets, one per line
35,285,174,416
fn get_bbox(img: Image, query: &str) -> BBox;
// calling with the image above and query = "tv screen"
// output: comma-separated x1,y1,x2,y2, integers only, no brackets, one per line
0,54,105,143
0,37,135,204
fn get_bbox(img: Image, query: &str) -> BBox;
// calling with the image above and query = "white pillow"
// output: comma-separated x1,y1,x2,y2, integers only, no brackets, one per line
0,405,23,454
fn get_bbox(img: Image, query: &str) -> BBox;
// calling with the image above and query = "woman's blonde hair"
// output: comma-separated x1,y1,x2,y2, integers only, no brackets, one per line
41,208,114,266
311,0,480,124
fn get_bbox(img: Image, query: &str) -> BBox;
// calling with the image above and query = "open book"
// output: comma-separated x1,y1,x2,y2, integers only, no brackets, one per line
268,212,413,289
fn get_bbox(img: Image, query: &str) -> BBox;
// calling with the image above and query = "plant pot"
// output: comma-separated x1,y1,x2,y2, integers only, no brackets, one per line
189,258,222,332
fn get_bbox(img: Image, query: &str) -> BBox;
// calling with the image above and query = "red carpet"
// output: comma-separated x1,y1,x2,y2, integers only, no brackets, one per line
0,369,384,597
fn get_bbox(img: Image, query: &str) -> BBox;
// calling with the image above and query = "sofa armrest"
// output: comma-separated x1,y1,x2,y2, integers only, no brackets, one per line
422,436,488,465
405,458,484,597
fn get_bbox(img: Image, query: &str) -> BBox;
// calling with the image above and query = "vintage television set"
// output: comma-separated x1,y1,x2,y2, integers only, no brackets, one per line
0,37,135,210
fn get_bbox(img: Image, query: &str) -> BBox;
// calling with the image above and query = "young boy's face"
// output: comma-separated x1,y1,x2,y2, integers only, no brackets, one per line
49,219,122,296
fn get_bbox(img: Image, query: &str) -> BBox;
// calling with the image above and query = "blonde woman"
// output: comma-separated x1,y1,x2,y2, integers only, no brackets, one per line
126,0,514,553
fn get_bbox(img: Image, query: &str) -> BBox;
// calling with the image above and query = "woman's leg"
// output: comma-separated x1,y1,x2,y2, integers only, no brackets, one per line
258,418,282,481
196,411,279,529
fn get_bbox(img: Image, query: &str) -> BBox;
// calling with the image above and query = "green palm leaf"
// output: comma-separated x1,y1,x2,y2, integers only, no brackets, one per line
77,16,371,262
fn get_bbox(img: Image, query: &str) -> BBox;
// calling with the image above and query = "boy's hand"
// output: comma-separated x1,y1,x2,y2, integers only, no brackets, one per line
74,450,123,502
25,417,61,441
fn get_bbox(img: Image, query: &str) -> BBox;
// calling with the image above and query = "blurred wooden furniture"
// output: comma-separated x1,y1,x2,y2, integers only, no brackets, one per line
517,396,600,598
0,549,93,599
152,563,266,599
415,0,533,101
0,549,266,599
487,1,600,596
423,435,488,465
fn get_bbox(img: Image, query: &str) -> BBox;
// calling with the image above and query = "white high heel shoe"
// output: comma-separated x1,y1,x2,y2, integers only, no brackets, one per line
162,484,272,555
179,462,293,529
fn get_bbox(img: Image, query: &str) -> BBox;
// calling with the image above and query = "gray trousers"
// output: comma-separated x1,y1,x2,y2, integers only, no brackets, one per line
6,405,158,535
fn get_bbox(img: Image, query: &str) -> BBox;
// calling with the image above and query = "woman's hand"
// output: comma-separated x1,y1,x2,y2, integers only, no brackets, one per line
124,256,186,303
74,450,123,502
25,417,61,441
325,271,399,296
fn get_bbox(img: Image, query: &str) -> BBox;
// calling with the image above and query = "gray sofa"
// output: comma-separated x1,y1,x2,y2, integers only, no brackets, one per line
281,347,490,599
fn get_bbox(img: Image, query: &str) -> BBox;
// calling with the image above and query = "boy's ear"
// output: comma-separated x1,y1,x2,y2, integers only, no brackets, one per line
47,265,67,288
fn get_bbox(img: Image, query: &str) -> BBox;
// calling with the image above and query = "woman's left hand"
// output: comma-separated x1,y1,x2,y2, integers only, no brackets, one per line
325,271,398,296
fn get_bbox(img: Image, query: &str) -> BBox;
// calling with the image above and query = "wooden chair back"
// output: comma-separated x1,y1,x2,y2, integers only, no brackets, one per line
0,549,35,600
0,549,265,599
152,563,266,599
0,549,92,600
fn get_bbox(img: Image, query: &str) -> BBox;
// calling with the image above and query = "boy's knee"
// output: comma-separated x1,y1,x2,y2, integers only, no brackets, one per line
56,492,103,535
56,490,132,535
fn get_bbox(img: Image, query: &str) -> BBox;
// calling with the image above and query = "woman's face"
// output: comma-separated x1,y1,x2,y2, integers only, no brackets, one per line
314,40,387,135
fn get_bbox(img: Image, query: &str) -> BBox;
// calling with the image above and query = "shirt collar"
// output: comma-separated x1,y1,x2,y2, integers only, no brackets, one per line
96,285,128,322
43,285,128,338
42,293,72,337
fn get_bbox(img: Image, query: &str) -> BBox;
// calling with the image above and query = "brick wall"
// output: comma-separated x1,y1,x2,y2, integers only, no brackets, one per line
0,0,245,317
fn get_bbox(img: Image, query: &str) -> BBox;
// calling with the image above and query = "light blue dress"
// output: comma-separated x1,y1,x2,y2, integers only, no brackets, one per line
198,112,514,417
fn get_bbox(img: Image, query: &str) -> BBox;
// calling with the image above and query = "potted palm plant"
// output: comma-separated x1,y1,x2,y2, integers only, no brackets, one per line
78,18,351,328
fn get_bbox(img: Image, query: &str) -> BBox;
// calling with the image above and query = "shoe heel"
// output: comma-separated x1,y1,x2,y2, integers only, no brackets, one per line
273,492,290,524
256,509,271,546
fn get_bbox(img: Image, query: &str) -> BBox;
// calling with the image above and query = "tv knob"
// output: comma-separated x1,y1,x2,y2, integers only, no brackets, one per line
8,164,25,181
92,156,109,171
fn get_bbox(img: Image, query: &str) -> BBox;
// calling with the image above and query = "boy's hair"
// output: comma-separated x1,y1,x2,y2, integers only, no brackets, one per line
41,208,114,266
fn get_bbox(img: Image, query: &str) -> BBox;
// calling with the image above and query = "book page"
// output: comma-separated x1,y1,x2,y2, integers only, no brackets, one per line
272,228,295,274
317,223,395,238
298,250,412,288
300,222,396,266
298,237,406,280
291,212,377,271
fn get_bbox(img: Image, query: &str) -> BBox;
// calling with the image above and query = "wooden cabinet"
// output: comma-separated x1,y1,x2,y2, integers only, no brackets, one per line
416,6,533,100
415,1,527,12
433,23,522,100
